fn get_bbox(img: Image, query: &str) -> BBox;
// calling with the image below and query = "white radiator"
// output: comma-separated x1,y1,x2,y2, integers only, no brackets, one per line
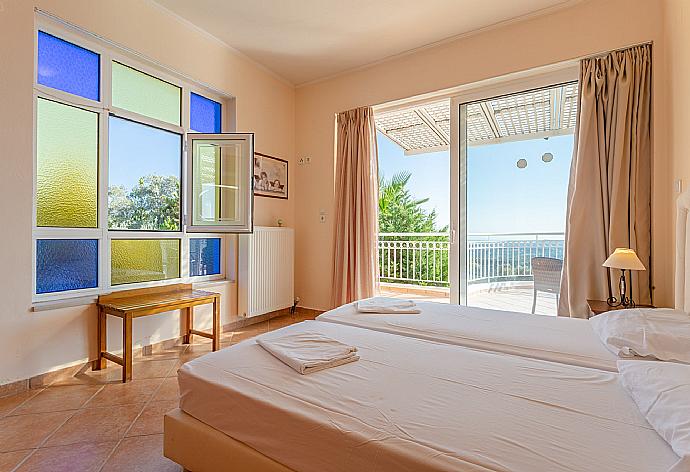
238,226,294,318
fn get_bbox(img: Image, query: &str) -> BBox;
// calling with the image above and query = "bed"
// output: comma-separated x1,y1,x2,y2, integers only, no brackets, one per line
313,190,690,374
316,300,620,370
165,320,680,472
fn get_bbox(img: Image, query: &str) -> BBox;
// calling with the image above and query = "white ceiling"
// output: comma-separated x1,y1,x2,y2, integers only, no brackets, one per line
154,0,575,86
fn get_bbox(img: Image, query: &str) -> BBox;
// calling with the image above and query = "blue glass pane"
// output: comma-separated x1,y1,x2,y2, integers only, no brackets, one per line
190,93,221,133
36,239,98,294
37,31,100,101
189,238,221,276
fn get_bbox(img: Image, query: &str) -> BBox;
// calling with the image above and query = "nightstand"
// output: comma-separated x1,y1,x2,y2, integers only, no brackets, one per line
586,299,655,319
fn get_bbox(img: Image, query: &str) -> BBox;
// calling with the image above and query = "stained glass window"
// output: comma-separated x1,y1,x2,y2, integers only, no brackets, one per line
36,98,98,228
189,238,221,276
108,116,182,231
111,239,180,285
36,239,98,294
190,93,222,133
37,31,100,101
112,62,181,125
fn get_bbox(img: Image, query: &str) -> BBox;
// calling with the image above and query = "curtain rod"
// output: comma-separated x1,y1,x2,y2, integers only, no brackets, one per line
579,40,653,62
373,39,654,113
34,7,234,99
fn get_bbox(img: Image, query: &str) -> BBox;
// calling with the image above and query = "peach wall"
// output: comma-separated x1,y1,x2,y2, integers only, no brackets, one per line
664,0,690,279
0,0,295,384
293,0,670,311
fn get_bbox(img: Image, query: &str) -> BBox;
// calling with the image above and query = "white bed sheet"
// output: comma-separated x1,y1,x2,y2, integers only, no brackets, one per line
316,300,619,371
179,320,678,472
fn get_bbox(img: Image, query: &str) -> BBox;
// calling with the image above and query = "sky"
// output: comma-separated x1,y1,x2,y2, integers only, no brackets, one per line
377,131,574,235
108,116,181,190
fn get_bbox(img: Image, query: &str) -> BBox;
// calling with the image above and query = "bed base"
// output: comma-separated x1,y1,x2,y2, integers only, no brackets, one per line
164,408,295,472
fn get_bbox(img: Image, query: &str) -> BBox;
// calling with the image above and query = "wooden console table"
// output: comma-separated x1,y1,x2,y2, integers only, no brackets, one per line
94,283,221,382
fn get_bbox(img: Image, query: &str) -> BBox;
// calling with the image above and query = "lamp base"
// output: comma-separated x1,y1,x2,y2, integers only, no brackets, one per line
606,296,636,308
606,272,635,308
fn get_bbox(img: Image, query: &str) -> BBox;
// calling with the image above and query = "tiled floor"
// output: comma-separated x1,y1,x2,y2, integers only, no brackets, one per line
381,285,559,315
0,311,317,472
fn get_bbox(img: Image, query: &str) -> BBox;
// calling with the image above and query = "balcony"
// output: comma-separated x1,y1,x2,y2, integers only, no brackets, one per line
378,232,564,315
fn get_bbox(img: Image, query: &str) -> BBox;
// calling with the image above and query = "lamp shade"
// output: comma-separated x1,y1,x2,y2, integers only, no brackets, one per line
602,248,646,271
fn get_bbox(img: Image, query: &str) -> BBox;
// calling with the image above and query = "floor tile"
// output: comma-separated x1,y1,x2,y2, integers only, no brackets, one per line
0,390,41,418
52,364,123,386
45,403,144,447
84,379,164,408
152,378,179,402
132,359,178,380
101,434,181,472
167,361,183,379
11,385,103,416
0,449,31,472
16,441,117,472
230,322,269,343
0,411,72,452
184,340,213,354
168,349,208,375
126,400,179,437
296,312,318,321
147,344,187,360
54,357,177,386
268,314,298,330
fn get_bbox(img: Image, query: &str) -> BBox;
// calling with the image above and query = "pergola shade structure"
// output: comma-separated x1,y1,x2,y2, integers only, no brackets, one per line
375,82,578,155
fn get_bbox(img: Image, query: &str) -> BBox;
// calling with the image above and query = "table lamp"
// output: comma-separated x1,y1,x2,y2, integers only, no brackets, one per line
602,248,646,307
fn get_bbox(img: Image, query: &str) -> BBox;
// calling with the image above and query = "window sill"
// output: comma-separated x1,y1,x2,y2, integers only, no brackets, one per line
32,296,98,312
192,279,235,289
31,278,235,312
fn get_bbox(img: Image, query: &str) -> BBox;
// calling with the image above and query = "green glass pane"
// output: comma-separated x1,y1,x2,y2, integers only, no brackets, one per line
112,62,181,125
36,98,98,228
111,239,180,285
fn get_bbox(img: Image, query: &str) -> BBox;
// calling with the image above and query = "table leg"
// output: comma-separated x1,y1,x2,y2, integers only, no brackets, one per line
183,306,193,344
123,313,133,383
212,297,221,352
93,306,107,371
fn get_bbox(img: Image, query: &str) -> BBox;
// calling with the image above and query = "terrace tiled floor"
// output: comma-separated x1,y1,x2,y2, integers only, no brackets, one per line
0,311,317,472
381,286,559,316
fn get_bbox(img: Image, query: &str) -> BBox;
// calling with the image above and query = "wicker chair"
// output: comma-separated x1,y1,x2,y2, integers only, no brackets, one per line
530,257,563,314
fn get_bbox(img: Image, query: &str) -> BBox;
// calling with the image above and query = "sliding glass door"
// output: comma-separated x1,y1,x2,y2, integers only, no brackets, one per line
451,78,578,315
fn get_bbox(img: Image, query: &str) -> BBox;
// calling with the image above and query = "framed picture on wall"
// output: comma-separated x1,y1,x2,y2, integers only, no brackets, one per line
253,152,288,199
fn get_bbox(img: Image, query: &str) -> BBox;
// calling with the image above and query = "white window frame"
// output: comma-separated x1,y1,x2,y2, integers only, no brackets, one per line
32,15,236,304
449,67,579,305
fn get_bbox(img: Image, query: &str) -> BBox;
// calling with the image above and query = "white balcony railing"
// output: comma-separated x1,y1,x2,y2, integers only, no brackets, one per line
378,232,564,287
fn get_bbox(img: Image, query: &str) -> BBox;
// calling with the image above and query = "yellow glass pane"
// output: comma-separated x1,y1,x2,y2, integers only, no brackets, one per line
111,62,181,125
36,99,98,228
111,239,180,285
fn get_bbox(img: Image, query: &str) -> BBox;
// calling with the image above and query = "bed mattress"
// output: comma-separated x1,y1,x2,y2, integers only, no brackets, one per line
178,320,678,472
316,300,619,371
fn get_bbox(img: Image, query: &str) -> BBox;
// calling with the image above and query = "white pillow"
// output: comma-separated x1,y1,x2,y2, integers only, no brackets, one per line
618,360,690,470
590,308,690,362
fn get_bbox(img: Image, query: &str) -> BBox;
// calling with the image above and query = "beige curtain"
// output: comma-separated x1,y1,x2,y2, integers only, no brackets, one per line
332,106,379,307
559,45,652,318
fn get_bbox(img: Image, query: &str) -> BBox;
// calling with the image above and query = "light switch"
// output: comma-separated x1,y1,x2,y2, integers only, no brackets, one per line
675,179,683,194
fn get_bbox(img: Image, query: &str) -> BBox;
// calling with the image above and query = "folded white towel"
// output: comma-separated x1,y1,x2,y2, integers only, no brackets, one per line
257,332,359,374
356,297,421,314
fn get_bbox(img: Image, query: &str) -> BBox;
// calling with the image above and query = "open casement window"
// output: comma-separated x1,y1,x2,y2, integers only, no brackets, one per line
186,133,254,233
